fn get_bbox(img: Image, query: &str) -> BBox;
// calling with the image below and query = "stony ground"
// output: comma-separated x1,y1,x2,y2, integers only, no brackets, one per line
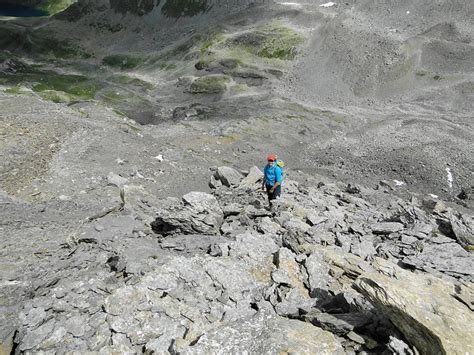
0,0,473,353
1,167,473,353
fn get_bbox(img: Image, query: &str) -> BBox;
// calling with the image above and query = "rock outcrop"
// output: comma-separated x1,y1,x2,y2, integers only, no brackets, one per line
355,259,474,355
3,167,473,353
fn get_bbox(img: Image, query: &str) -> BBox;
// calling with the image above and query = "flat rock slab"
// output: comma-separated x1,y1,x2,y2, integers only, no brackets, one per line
371,222,404,234
184,309,345,354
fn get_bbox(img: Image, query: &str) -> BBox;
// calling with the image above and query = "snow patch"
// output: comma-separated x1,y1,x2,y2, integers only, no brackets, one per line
393,180,405,186
278,2,303,8
445,167,453,188
320,2,336,7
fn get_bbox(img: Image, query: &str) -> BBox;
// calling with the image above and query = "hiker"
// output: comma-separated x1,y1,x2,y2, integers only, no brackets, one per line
262,154,283,207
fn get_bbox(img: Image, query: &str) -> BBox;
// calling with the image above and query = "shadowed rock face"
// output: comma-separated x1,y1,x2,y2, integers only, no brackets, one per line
0,0,41,6
94,0,267,18
161,0,209,18
109,0,157,16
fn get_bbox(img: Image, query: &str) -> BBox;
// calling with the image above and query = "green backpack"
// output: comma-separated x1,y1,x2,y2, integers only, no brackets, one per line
276,159,285,181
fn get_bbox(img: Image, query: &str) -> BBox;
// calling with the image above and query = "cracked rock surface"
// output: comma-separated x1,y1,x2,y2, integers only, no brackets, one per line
2,168,472,354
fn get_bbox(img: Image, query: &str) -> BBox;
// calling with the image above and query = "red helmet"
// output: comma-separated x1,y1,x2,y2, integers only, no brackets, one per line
267,154,277,161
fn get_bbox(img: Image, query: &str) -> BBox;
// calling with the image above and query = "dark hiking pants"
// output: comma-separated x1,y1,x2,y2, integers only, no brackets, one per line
266,184,281,203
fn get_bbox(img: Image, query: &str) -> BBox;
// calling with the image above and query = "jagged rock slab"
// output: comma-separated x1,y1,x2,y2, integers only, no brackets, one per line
355,259,474,355
239,166,264,190
216,166,243,187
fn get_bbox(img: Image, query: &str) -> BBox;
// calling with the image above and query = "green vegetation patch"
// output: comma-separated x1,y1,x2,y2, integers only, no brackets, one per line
189,75,231,94
148,29,224,69
107,75,154,90
37,0,77,15
31,37,93,59
32,74,102,100
4,86,28,95
0,68,103,101
228,24,304,60
103,54,146,70
37,90,74,103
98,89,154,115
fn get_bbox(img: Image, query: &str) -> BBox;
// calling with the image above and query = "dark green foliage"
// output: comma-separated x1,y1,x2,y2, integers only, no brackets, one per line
161,0,209,18
103,55,145,70
0,25,92,59
110,0,158,16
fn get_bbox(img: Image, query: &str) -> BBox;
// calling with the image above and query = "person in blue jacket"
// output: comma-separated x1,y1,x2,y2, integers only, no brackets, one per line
262,153,282,206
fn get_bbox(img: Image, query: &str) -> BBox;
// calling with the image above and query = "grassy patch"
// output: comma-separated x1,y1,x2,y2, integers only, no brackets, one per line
37,90,74,103
189,75,231,94
37,0,77,15
107,75,154,90
149,29,224,66
0,68,103,101
228,24,304,60
4,86,23,95
103,54,146,70
32,74,102,100
98,89,154,120
157,62,177,71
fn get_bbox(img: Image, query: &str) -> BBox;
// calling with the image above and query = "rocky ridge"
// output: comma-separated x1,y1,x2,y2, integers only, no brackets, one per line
2,167,473,354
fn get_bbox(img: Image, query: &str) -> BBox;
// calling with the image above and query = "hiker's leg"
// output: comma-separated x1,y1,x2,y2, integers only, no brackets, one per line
266,185,272,204
273,185,281,199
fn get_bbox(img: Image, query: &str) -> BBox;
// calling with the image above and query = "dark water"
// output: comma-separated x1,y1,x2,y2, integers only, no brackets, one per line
0,3,48,17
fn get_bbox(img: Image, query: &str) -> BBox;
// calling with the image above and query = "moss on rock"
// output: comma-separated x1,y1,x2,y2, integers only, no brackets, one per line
188,75,231,94
107,75,154,90
228,24,304,60
103,54,146,70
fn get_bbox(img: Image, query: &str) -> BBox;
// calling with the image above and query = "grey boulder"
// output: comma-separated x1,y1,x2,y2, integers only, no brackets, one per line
239,166,264,189
216,166,243,187
152,192,223,235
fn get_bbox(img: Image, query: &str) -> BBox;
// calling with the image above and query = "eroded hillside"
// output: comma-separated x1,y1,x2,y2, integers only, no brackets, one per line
0,0,473,353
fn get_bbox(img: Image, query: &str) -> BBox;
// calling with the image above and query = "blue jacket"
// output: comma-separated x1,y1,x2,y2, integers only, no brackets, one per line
264,165,282,186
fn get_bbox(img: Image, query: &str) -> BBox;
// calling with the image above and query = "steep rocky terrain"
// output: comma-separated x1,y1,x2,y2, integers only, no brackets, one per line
0,0,473,353
1,168,473,353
